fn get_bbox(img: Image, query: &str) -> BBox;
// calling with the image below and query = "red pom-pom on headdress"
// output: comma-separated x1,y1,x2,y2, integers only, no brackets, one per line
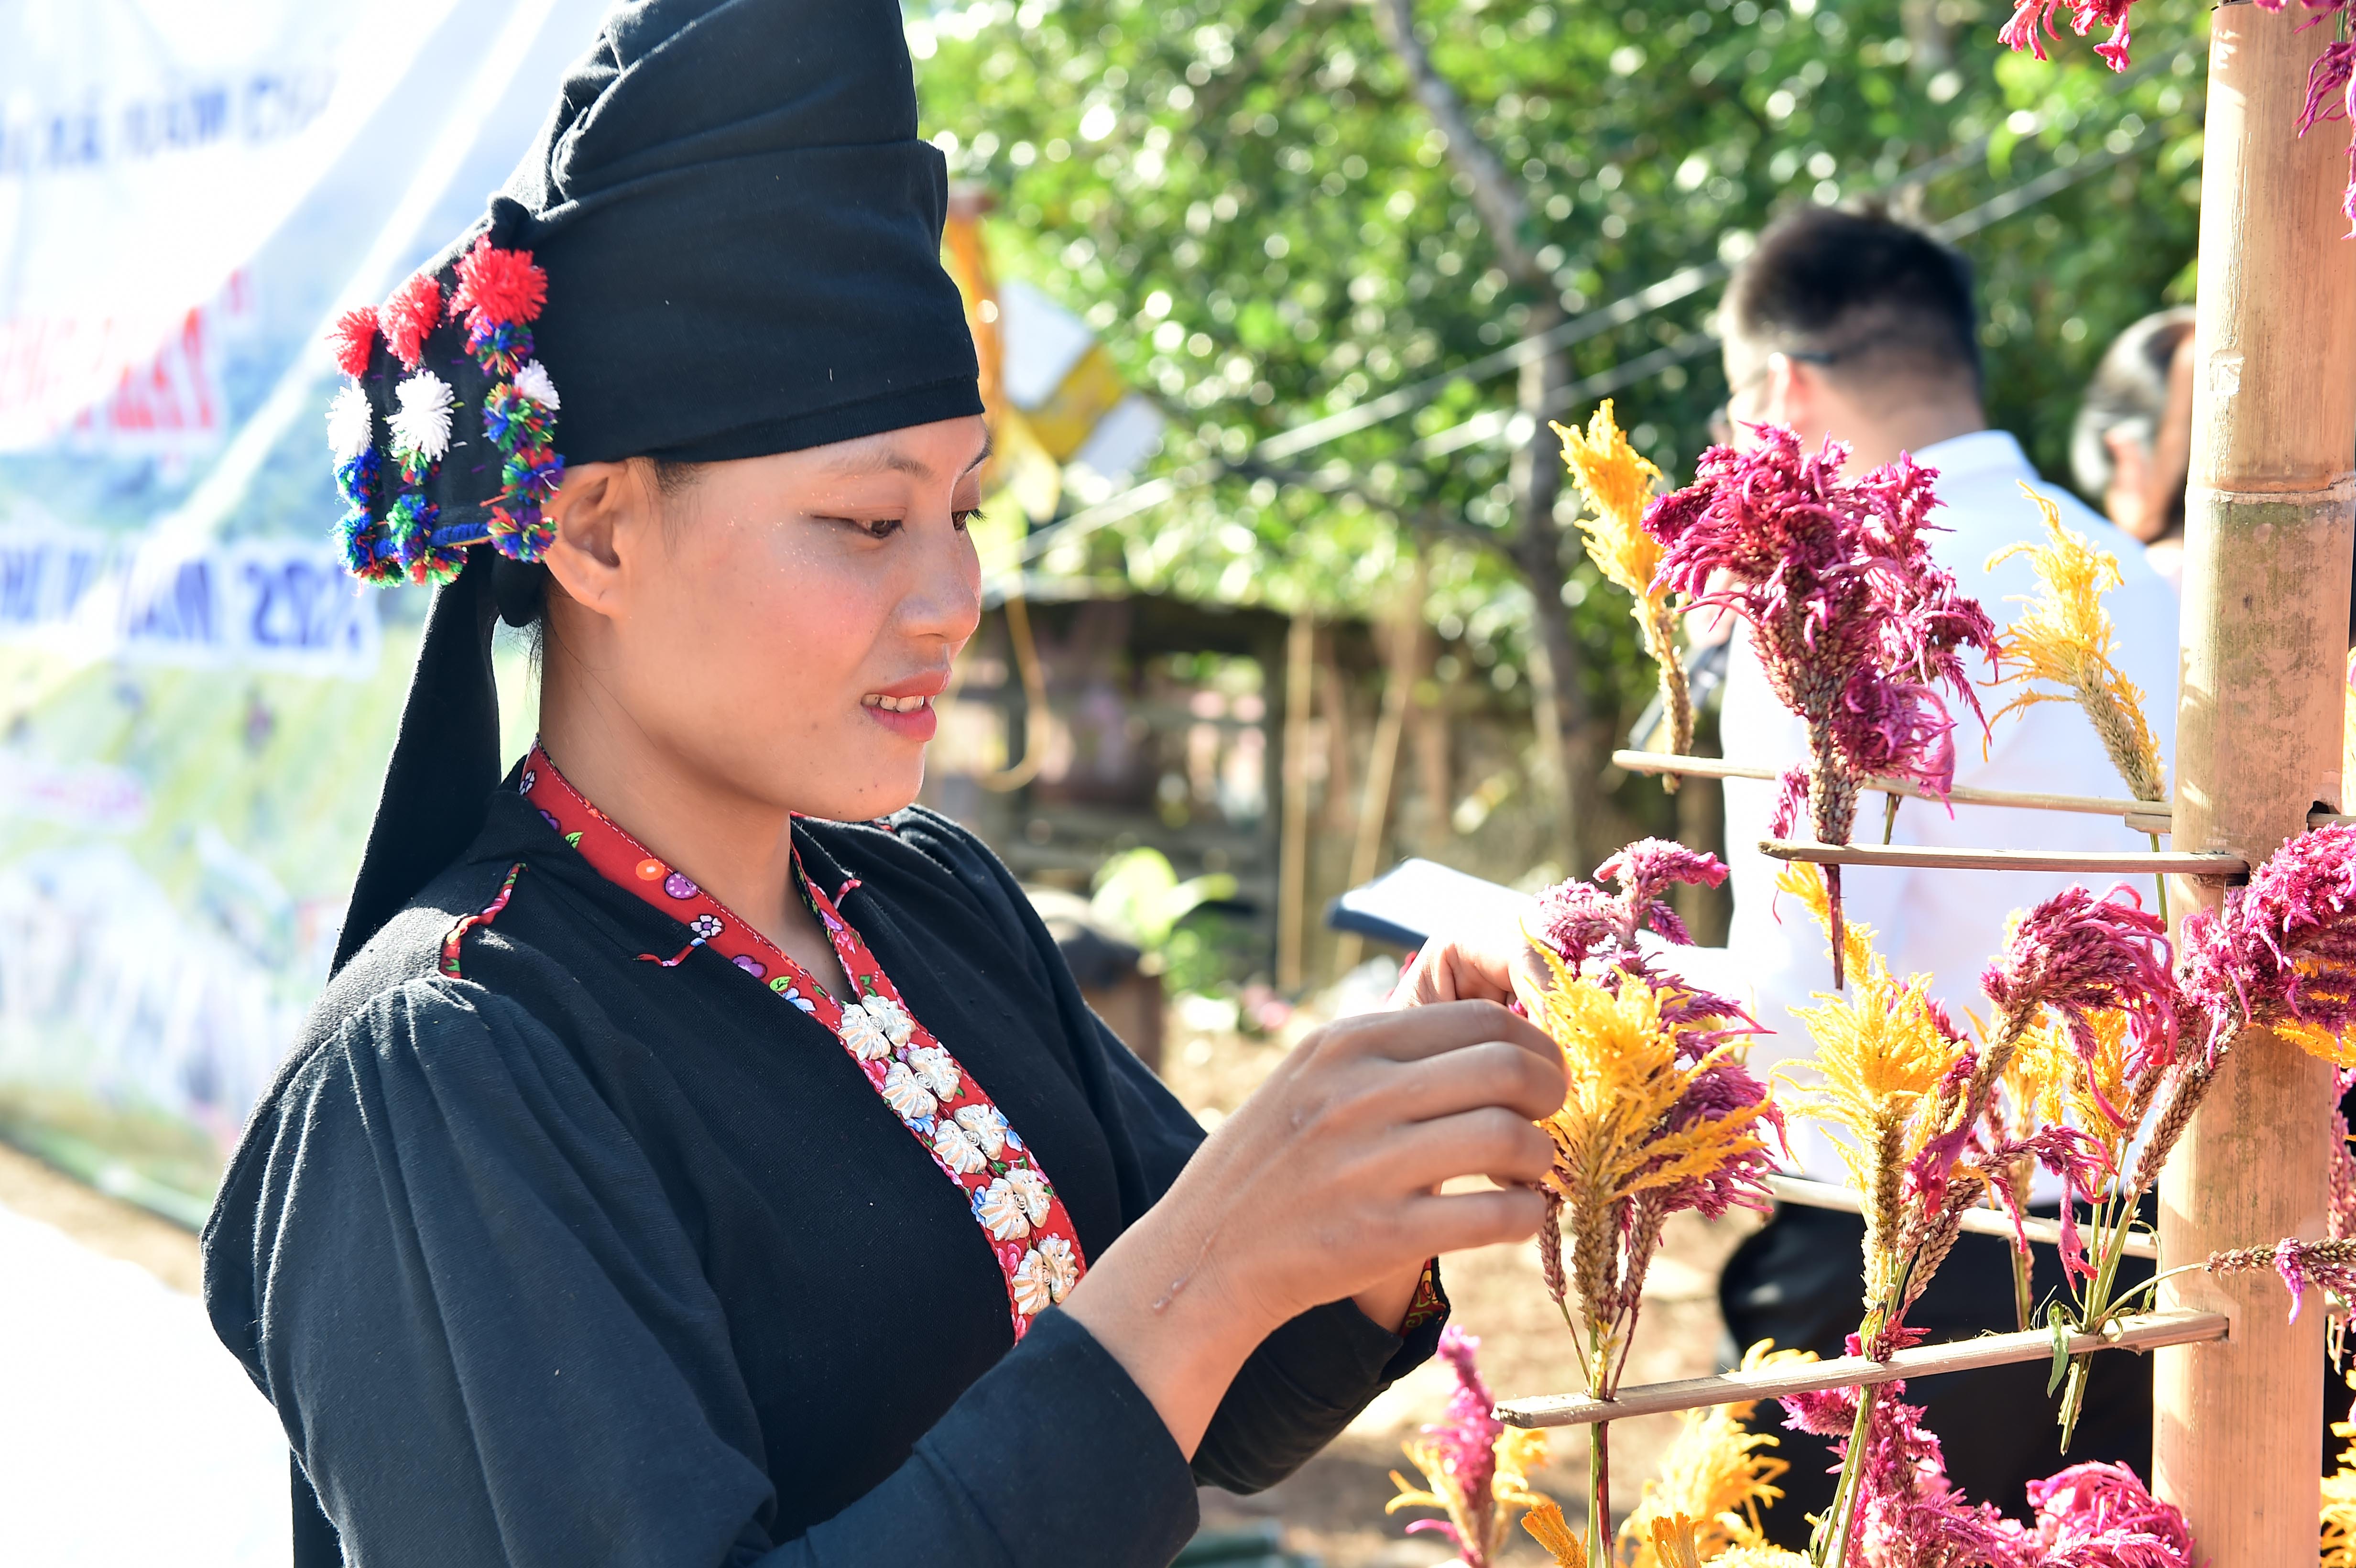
451,236,548,329
329,307,380,378
380,274,444,370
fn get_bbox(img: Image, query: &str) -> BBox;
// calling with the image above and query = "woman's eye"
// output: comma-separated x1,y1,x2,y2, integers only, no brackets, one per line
821,516,903,539
953,508,983,534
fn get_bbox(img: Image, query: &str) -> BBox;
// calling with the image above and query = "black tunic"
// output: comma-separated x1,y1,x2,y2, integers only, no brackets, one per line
202,781,1442,1567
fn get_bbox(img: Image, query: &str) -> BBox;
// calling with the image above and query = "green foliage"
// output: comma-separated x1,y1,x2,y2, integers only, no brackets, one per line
913,0,2203,739
1090,845,1240,950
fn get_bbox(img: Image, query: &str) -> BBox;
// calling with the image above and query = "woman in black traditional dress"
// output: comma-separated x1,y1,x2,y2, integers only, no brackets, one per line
202,4,1566,1565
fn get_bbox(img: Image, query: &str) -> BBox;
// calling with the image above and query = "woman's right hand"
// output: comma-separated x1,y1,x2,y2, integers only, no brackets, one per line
1059,999,1565,1455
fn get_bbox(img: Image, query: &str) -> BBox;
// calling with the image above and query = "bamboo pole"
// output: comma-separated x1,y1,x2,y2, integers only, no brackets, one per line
1277,608,1316,992
1757,839,2244,877
1495,1309,2228,1430
2155,6,2356,1558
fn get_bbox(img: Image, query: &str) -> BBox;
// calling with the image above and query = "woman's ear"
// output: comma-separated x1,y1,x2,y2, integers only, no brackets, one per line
540,460,648,622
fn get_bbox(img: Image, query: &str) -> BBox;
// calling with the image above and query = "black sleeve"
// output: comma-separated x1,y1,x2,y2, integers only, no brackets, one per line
892,810,1450,1494
204,980,1199,1568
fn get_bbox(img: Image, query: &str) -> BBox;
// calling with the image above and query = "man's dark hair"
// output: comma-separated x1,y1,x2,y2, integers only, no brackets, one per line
1723,204,1984,396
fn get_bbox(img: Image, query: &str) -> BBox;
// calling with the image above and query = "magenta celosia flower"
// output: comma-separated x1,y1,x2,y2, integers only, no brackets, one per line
1977,1125,2109,1285
2023,1460,2195,1566
1981,884,2178,1083
2178,822,2356,1060
1779,1378,2030,1567
2209,1235,2356,1325
1999,0,2137,70
1534,837,1724,964
1404,1325,1503,1555
1645,427,1995,985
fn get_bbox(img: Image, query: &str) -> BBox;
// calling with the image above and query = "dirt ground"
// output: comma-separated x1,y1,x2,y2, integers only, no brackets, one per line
3,1011,1762,1568
0,1139,203,1296
1164,1015,1763,1567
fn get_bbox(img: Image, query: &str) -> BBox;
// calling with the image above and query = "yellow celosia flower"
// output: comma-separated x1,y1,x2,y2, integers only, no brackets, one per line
1555,400,1692,768
1713,1548,1813,1568
1987,484,2166,804
1494,1426,1552,1509
1520,953,1770,1381
1621,1342,1818,1567
1557,399,1665,604
1521,1498,1590,1567
2327,1378,2356,1567
1774,864,1970,1291
2007,1008,2134,1166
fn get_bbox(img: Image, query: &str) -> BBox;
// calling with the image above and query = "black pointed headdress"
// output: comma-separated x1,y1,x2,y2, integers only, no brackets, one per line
329,0,982,969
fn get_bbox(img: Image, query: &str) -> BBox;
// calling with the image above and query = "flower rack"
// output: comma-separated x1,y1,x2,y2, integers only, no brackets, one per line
1498,12,2356,1561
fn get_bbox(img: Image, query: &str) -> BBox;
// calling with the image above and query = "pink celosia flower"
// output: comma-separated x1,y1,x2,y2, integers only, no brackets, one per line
1981,885,2178,1087
2023,1460,2195,1567
1644,428,1995,985
1534,837,1724,964
2178,822,2356,1060
1999,0,2136,71
1414,1325,1503,1547
2209,1235,2356,1325
1779,1377,2029,1567
1976,1125,2109,1285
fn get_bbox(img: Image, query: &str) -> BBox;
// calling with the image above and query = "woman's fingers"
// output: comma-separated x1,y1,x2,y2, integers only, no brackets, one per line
1395,1184,1551,1256
1323,998,1563,1081
1382,1037,1569,1126
1364,1105,1557,1195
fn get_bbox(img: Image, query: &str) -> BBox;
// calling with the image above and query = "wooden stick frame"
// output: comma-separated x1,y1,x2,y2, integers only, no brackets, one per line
1495,1310,2228,1430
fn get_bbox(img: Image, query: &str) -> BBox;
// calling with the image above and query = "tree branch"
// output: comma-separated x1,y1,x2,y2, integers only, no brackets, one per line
1369,0,1546,287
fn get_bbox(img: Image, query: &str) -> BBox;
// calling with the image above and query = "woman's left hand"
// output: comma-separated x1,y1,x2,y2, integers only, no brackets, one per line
1388,909,1543,1010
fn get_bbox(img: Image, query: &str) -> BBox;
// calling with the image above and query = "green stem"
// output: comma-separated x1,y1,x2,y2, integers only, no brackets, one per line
2148,833,2169,925
1882,792,1901,845
1815,1382,1879,1567
2011,1242,2034,1335
1588,1420,1611,1568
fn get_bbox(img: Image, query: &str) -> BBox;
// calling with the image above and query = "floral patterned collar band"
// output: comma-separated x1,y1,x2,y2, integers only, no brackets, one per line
517,743,1087,1339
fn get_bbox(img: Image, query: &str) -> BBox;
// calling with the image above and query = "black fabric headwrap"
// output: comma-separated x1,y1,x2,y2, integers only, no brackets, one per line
331,0,981,972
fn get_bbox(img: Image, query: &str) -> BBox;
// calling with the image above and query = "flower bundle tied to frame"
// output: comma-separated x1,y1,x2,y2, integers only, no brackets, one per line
1778,867,2169,1561
1557,401,1690,780
1523,839,1782,1568
1385,1325,1550,1568
1643,426,1996,986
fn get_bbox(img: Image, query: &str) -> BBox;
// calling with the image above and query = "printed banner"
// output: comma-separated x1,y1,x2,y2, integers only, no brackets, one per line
0,0,600,1217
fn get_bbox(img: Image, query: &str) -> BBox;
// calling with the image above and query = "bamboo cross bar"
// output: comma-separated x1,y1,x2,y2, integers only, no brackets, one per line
1493,1309,2229,1430
1616,751,2354,835
1758,839,2247,877
1612,749,2155,817
1764,1174,2158,1260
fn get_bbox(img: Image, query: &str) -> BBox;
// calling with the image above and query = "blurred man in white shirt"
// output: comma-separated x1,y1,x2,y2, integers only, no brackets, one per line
1704,206,2179,1538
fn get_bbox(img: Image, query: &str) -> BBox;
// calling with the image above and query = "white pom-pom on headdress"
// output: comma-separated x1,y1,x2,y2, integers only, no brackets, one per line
511,359,561,413
389,370,456,464
326,384,374,462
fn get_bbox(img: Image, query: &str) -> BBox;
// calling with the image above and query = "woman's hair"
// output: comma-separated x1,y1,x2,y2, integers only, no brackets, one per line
2070,306,2195,506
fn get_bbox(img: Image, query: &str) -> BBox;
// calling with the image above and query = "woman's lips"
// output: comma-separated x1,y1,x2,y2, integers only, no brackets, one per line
862,691,938,741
